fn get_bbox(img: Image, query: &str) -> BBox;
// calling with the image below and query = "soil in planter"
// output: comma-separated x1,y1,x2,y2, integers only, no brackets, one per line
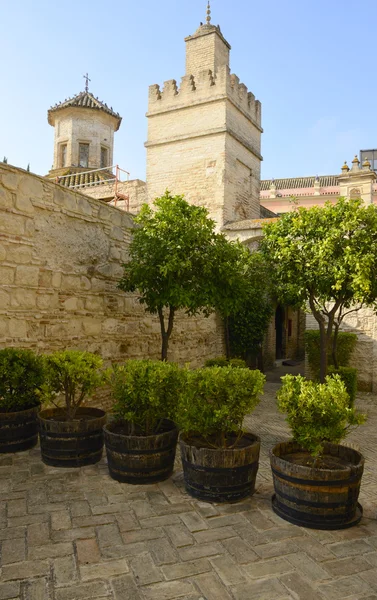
281,451,354,470
184,433,252,450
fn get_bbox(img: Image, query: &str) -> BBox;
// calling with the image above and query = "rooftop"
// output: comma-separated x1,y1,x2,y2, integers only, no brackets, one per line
48,91,122,130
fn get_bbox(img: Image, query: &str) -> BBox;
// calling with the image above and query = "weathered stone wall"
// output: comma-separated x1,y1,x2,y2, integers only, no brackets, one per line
81,179,147,214
0,164,224,401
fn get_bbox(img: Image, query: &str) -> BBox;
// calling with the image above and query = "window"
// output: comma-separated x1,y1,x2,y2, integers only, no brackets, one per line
60,144,67,167
79,143,90,168
101,146,108,168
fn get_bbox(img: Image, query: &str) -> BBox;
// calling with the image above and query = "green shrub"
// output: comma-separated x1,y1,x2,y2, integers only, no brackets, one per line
0,348,45,412
328,366,357,407
41,351,106,420
176,366,265,449
111,360,184,435
204,357,247,368
304,330,357,380
204,356,229,367
277,374,365,457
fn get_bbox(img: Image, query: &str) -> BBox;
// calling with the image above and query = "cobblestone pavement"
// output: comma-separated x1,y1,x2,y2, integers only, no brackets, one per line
1,382,377,600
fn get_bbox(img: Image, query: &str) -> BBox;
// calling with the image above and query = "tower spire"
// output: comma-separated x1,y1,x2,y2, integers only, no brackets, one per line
206,1,211,24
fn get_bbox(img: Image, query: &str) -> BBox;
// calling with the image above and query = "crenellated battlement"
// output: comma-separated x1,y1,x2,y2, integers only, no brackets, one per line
148,66,261,128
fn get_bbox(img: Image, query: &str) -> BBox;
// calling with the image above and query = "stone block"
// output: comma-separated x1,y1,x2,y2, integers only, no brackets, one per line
11,289,36,309
8,319,27,338
0,582,21,600
18,175,43,198
0,212,26,235
0,266,15,284
0,187,13,208
15,265,39,287
0,290,10,309
15,192,34,213
52,272,62,288
77,197,93,216
110,226,124,241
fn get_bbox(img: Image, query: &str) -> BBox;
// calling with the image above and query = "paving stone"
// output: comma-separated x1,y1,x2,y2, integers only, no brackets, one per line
6,498,26,517
1,537,26,564
69,500,91,517
147,538,178,565
52,527,96,542
130,553,163,585
328,538,375,558
2,559,50,581
51,510,72,531
101,542,147,559
53,555,78,586
361,569,377,589
178,542,225,561
194,573,234,600
72,514,116,528
27,522,50,546
295,536,336,562
193,527,237,544
115,513,139,532
111,574,142,600
25,577,51,600
210,554,246,585
55,582,108,600
165,524,194,547
253,539,301,559
80,558,129,581
97,524,123,548
130,500,156,519
76,538,101,564
287,552,331,581
318,575,374,599
92,503,131,515
365,552,377,567
29,502,67,514
0,582,20,600
221,537,258,564
141,581,195,599
232,577,288,600
122,527,165,543
161,557,211,580
0,526,26,541
244,557,293,578
179,512,209,532
8,513,48,527
323,555,372,576
280,572,325,600
206,514,248,529
139,515,181,528
29,542,73,560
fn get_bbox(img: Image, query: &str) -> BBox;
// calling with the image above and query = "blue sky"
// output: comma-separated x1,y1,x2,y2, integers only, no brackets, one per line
1,0,376,181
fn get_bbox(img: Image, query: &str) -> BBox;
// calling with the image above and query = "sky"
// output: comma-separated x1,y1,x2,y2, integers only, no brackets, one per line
1,0,377,182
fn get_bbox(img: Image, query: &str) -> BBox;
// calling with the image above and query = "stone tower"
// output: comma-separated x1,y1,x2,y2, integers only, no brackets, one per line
47,87,121,184
145,5,263,227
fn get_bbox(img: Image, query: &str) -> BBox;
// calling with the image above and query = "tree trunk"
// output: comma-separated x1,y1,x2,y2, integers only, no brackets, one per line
224,316,231,360
332,322,339,369
318,320,328,383
158,306,175,362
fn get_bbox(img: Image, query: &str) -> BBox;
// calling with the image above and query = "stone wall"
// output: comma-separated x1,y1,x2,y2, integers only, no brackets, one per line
0,164,224,406
82,179,147,214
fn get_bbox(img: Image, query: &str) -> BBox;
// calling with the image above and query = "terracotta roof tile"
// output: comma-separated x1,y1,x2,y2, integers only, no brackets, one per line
48,92,122,130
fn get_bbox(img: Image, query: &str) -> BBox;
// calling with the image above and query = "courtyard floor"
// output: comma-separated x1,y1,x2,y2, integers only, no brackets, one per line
1,377,377,600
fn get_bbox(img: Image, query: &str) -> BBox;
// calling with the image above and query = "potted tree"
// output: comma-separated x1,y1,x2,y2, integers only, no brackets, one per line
177,366,265,503
271,374,366,530
104,360,183,483
0,348,44,453
38,350,107,467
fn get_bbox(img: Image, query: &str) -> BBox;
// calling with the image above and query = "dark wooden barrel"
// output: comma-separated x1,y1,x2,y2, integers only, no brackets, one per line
104,420,178,484
179,433,261,503
38,408,106,468
270,441,364,530
0,406,39,453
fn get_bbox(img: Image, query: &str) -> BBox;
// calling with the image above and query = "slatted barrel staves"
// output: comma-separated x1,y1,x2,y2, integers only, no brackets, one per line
180,433,261,503
0,407,39,453
270,441,364,530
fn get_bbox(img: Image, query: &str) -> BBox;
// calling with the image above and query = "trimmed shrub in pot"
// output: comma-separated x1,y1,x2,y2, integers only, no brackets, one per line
176,366,265,503
38,351,107,467
0,348,44,453
104,360,183,484
271,374,366,530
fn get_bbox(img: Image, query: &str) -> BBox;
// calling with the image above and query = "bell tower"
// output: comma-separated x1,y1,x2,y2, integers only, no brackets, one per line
145,3,263,227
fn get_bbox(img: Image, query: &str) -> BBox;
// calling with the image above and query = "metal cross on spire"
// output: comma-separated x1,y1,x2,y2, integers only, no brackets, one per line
83,73,91,93
206,0,211,24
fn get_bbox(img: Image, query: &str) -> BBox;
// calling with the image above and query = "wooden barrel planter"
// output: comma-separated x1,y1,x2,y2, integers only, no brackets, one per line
0,406,39,453
38,408,106,468
270,441,364,530
104,420,178,484
179,433,261,503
